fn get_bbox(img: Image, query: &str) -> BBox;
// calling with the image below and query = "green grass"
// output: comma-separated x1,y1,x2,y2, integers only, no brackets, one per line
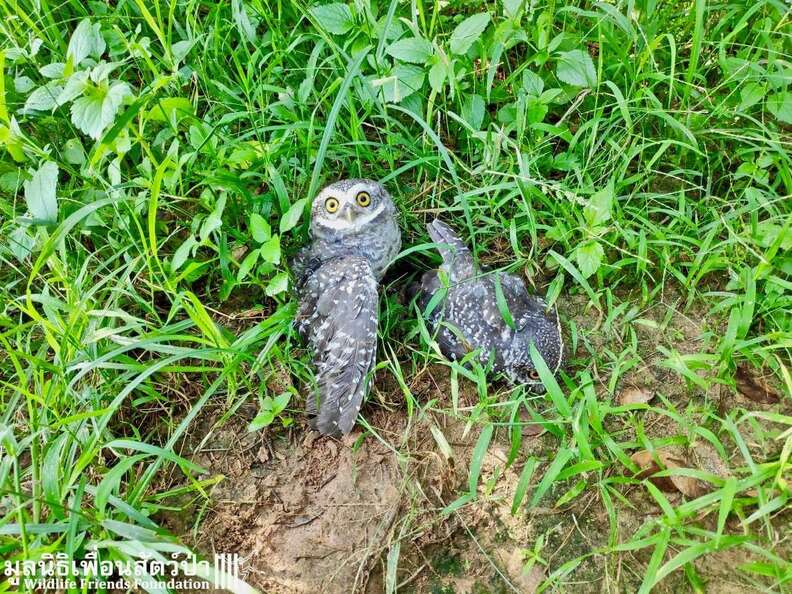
1,0,791,592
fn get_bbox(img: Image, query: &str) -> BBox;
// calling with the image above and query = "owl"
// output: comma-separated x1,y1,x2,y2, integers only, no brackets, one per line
293,179,401,435
410,219,563,390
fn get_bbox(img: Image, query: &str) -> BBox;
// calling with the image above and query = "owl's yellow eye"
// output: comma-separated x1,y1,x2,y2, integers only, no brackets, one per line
356,191,371,207
325,197,339,213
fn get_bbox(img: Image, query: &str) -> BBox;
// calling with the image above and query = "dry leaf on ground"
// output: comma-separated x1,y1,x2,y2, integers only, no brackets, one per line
735,363,781,404
617,385,654,405
630,448,705,498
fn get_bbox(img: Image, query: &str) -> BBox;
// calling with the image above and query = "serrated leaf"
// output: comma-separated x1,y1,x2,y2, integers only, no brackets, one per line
462,93,485,130
23,161,58,224
265,271,289,296
386,37,433,64
250,212,271,243
583,181,614,228
280,198,306,234
574,240,604,278
70,81,131,140
310,3,354,35
22,81,64,113
449,13,491,55
57,71,89,106
67,19,105,67
556,49,597,88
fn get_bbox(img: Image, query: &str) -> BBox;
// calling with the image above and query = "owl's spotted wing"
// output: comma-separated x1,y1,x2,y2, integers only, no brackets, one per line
297,256,378,436
497,272,552,330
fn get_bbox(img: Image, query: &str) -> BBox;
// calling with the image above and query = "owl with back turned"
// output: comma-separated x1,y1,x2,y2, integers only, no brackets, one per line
293,179,400,436
410,219,563,390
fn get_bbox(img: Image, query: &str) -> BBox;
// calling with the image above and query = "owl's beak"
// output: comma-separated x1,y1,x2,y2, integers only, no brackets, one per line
342,205,356,223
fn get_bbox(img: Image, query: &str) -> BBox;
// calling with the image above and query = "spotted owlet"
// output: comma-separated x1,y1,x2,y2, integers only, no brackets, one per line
410,219,563,390
293,179,401,435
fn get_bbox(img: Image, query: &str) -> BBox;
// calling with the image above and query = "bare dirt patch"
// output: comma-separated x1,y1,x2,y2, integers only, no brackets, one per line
159,289,790,593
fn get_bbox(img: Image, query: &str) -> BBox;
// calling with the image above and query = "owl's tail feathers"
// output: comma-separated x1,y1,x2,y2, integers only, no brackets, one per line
426,219,475,280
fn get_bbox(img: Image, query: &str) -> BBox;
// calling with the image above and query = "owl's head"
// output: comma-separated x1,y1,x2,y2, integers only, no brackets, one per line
311,179,395,235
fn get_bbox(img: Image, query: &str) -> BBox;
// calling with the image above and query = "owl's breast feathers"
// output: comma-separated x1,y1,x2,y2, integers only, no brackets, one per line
308,206,400,280
296,256,379,436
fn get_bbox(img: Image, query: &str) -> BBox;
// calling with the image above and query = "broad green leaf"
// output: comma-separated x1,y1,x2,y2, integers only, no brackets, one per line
556,49,597,88
468,423,494,493
310,3,354,35
259,235,281,264
503,0,522,18
374,64,425,103
63,138,85,165
250,212,271,243
232,0,257,43
237,248,260,282
522,69,544,96
525,97,548,124
199,194,226,242
8,226,35,261
511,457,537,514
754,222,792,251
40,63,65,79
530,447,573,507
386,37,433,64
67,19,106,66
574,240,604,278
738,82,764,111
280,198,307,234
146,97,194,123
24,161,58,224
584,181,614,227
171,236,197,272
265,271,289,296
767,91,792,124
14,75,35,93
428,60,447,93
462,93,485,129
449,13,491,55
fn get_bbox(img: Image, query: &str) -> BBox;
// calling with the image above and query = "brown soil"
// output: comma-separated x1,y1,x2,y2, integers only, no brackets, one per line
159,289,790,594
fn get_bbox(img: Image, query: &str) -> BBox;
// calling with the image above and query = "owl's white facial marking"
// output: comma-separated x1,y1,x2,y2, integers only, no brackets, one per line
314,181,385,231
